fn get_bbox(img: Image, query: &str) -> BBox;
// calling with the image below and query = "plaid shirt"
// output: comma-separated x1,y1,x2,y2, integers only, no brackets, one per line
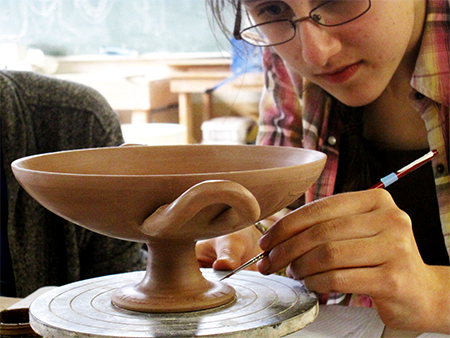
257,0,449,306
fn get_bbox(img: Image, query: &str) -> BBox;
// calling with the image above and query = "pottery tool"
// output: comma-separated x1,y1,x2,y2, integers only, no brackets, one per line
369,149,437,189
220,251,269,281
220,149,438,281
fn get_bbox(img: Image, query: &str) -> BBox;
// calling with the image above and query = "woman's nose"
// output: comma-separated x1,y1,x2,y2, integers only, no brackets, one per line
298,21,341,67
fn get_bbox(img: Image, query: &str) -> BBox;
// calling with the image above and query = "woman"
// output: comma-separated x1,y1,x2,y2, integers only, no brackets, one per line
197,0,449,333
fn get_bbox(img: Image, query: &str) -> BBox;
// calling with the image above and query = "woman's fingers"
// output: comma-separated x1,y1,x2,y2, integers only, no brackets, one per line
196,225,263,270
258,214,382,274
259,190,395,251
258,190,411,274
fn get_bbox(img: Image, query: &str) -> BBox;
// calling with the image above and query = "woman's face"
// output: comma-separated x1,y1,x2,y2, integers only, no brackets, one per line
242,0,426,107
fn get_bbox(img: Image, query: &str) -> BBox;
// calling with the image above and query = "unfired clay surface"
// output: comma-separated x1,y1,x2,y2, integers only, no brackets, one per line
12,145,326,312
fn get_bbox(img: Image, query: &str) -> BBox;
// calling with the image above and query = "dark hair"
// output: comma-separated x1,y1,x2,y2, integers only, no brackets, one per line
206,0,239,37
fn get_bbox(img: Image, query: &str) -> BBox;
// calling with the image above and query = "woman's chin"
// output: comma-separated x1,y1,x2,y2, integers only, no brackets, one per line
328,90,381,108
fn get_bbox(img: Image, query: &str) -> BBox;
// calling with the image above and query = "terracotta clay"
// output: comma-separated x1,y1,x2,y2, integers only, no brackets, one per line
12,145,326,313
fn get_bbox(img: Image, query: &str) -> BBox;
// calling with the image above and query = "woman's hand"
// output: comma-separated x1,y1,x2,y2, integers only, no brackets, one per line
196,225,263,271
257,190,450,333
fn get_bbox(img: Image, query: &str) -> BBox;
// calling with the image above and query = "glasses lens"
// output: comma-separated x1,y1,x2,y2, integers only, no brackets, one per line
238,0,370,47
241,20,295,47
311,0,370,26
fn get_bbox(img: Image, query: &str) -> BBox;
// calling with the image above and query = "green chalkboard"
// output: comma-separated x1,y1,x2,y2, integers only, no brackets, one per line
0,0,231,56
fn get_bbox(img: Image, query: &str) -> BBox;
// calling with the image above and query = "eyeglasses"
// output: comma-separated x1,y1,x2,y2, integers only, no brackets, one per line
233,0,371,47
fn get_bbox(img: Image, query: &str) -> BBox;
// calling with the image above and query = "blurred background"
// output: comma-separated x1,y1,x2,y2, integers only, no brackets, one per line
0,0,263,145
0,0,229,55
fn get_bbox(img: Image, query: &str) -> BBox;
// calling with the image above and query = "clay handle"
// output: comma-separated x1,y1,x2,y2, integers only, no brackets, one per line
139,180,261,240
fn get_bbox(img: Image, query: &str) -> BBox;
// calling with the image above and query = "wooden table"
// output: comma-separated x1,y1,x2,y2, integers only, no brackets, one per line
169,71,230,143
0,297,18,311
55,56,261,144
170,71,264,144
167,57,231,143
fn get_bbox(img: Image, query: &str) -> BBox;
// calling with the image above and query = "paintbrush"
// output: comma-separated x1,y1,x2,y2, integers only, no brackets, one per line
220,149,438,281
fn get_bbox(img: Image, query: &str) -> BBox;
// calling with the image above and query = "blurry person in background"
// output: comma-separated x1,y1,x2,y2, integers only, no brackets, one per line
1,70,146,298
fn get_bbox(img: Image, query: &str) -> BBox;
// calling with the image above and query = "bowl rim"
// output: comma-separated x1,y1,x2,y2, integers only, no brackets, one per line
11,144,327,178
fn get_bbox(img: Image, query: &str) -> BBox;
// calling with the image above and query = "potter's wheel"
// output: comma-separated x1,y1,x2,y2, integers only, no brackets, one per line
30,269,318,338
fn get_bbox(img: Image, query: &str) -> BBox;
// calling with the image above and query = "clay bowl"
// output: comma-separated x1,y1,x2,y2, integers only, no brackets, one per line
12,145,326,313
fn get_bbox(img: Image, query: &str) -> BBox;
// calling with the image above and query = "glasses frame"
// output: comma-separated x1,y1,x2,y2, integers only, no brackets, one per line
233,0,372,47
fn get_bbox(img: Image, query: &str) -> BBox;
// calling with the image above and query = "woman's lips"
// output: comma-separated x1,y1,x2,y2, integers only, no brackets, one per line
318,61,362,84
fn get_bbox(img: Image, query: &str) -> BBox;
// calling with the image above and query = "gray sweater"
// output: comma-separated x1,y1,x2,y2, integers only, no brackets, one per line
1,70,145,297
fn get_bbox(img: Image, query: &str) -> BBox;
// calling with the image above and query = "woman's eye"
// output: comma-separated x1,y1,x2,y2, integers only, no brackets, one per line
256,3,293,20
259,4,282,16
